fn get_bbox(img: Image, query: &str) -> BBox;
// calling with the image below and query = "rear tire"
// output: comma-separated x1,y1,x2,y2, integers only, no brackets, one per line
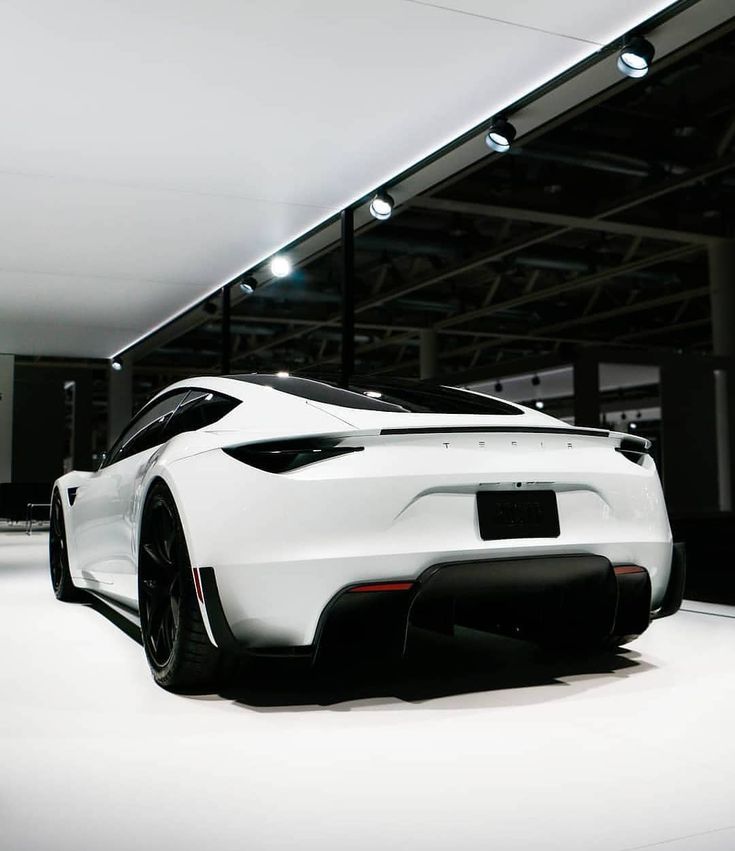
49,490,85,602
138,481,222,692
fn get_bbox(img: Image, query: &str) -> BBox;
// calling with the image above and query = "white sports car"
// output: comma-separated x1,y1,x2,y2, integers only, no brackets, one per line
50,374,684,691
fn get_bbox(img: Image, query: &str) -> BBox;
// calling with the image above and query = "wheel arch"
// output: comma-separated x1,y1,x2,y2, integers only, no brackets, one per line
136,470,219,650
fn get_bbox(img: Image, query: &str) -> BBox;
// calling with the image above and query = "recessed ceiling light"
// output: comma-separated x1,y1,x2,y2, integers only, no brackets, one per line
484,116,516,153
239,276,257,296
369,191,395,221
617,36,655,79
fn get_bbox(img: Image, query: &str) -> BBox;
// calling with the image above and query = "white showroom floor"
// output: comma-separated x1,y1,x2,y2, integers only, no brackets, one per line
2,531,735,851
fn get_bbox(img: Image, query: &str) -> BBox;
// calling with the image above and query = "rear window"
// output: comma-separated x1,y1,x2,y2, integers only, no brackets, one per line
229,375,522,416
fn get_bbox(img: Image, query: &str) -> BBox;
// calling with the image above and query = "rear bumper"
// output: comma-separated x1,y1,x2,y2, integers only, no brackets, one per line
315,554,644,659
199,548,685,658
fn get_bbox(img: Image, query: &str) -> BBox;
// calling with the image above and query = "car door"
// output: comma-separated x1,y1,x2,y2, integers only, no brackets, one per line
71,390,188,603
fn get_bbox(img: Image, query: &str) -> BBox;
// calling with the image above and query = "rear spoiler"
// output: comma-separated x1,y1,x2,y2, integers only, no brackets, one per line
380,425,651,451
225,426,650,451
380,425,609,437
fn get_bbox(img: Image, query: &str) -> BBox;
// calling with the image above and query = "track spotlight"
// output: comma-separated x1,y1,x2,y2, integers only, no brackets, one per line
484,116,516,153
239,276,257,296
369,190,394,221
110,357,123,372
629,422,638,430
531,374,540,387
270,255,292,278
617,35,655,79
534,400,544,410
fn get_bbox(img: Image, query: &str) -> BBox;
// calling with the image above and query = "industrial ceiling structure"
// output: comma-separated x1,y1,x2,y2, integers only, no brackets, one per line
138,13,735,389
0,0,688,358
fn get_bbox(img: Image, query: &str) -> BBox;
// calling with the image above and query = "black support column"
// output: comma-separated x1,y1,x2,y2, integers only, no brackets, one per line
420,329,438,380
660,359,720,514
573,355,600,428
221,284,231,375
13,367,65,483
72,372,94,472
340,207,355,388
108,363,133,448
709,240,735,511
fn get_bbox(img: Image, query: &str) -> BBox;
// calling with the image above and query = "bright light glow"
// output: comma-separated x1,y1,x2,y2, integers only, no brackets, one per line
270,256,292,278
365,391,382,398
276,371,290,378
369,192,394,221
535,400,544,409
110,358,123,372
630,422,638,430
621,50,648,70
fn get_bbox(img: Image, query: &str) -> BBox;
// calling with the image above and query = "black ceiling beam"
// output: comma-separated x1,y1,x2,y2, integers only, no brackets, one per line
407,197,716,245
301,244,698,372
376,285,709,378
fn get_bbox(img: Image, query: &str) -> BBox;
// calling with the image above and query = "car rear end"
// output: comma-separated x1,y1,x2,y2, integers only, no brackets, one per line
169,394,677,653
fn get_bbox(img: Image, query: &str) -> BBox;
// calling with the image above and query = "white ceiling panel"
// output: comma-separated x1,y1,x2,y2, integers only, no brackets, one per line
403,0,682,45
0,0,679,358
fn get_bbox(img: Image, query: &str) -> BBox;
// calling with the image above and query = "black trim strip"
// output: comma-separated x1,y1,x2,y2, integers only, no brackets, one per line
380,426,610,437
197,567,238,650
654,542,686,619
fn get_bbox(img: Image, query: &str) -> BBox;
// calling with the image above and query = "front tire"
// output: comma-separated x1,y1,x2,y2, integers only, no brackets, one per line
138,481,222,692
49,490,85,602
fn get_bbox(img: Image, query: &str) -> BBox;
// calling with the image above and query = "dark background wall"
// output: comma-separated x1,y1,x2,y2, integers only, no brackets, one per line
12,368,65,483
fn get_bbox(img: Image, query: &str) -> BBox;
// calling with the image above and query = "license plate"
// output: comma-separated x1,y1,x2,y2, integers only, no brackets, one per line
477,490,560,540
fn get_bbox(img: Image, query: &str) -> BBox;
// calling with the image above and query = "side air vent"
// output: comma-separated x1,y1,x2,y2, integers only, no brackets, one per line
67,487,78,506
615,437,650,466
223,438,363,474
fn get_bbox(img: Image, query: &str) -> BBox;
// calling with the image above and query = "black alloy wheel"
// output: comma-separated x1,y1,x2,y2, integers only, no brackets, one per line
138,481,221,691
49,490,84,602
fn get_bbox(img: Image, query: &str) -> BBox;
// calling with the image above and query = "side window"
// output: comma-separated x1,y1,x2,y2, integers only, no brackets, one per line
106,391,188,466
164,390,239,439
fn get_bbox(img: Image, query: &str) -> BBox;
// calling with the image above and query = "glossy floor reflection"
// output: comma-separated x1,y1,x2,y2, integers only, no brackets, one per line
2,531,735,851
